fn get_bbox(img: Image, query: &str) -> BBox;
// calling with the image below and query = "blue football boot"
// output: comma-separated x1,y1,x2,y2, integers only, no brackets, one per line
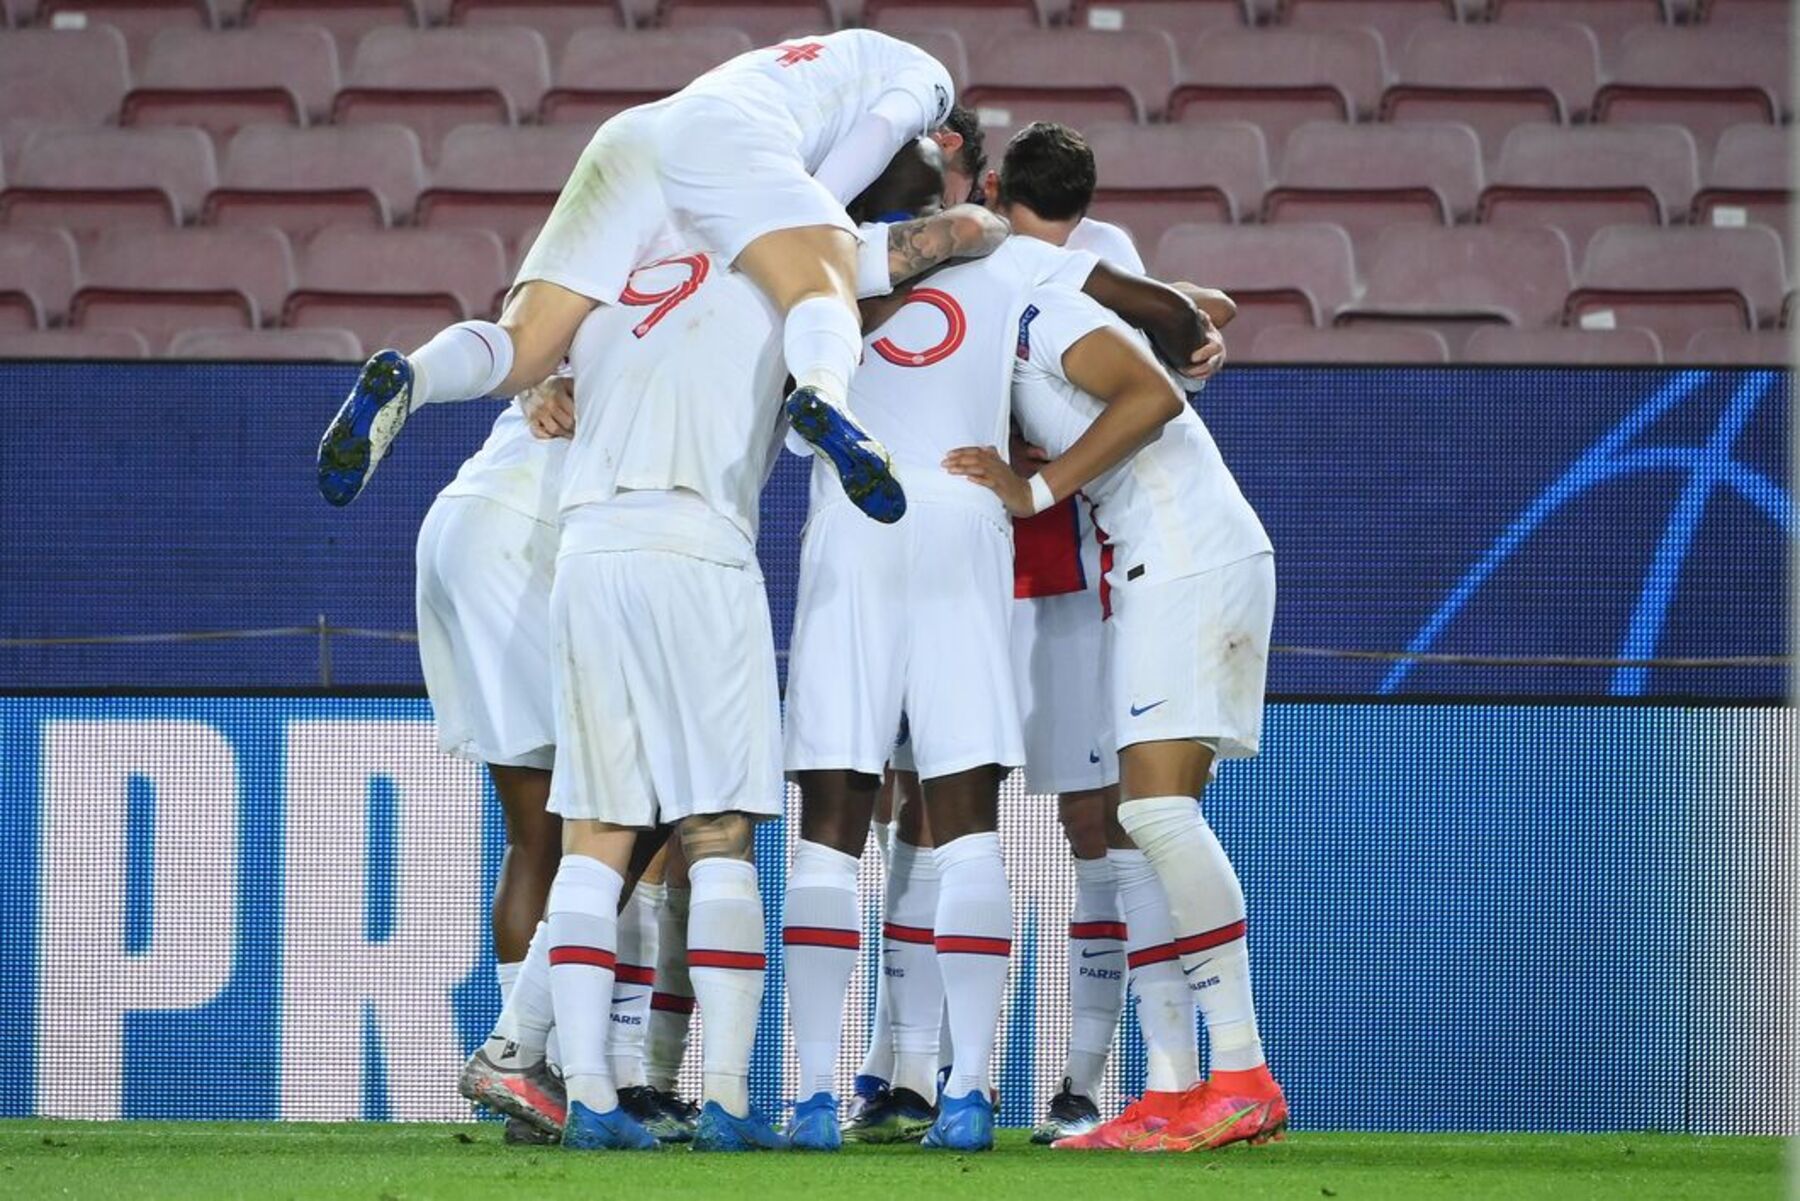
560,1099,659,1151
317,349,414,507
785,1091,842,1151
691,1101,783,1152
783,384,906,524
921,1089,995,1152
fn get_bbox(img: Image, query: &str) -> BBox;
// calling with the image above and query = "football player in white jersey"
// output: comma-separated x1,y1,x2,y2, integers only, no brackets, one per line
779,134,1220,1153
946,125,1287,1155
317,29,957,527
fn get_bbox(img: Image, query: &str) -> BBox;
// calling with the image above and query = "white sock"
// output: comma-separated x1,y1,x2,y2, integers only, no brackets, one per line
1118,796,1266,1074
492,922,554,1060
932,832,1011,1101
857,955,896,1086
495,960,521,1007
782,295,860,408
883,838,943,1099
609,880,662,1089
646,884,694,1093
1110,847,1199,1093
546,855,624,1114
782,840,861,1100
406,319,514,407
687,857,767,1118
1064,855,1125,1098
870,819,894,875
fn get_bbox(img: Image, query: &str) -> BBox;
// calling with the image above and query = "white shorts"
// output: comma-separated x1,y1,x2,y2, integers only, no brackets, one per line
548,548,783,827
1012,587,1118,795
415,495,557,770
785,496,1023,781
1110,553,1275,759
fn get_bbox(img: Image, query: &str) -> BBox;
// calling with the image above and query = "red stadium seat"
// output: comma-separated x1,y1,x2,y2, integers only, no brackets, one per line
335,27,552,162
1592,27,1788,157
415,125,590,253
1247,324,1450,363
966,29,1180,126
1694,0,1790,28
167,326,364,359
296,227,508,320
1280,0,1457,57
1069,0,1247,37
1478,124,1698,261
88,227,297,322
70,286,257,354
1153,222,1361,348
1172,28,1384,154
450,0,627,45
659,0,840,42
38,0,217,67
1566,223,1787,344
283,292,462,352
1691,123,1792,260
0,328,153,357
0,228,80,325
1490,0,1669,70
0,291,43,332
542,27,752,125
243,0,423,62
123,28,342,147
3,127,216,242
207,124,429,241
1262,122,1483,260
1678,328,1789,365
1084,122,1270,248
1461,325,1665,364
868,0,1046,54
0,28,131,126
1381,24,1602,160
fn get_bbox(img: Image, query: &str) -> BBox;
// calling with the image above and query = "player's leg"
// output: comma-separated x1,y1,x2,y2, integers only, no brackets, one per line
486,764,562,1144
850,768,898,1117
609,845,664,1134
645,840,701,1136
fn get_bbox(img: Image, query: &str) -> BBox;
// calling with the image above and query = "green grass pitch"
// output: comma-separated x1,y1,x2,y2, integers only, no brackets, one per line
1,1122,1785,1200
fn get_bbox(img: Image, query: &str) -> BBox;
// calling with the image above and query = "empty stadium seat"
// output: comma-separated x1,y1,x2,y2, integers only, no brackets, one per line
1478,124,1699,260
0,291,42,333
868,0,1046,53
0,28,131,126
71,227,295,350
4,127,217,239
1692,123,1792,259
450,0,627,45
660,0,839,42
1335,225,1574,353
1566,223,1787,344
1263,122,1483,259
1247,324,1451,363
123,27,341,147
1695,0,1789,28
1490,0,1669,69
243,0,423,61
0,228,80,325
966,29,1180,127
880,26,969,93
286,228,508,349
38,0,217,67
1281,0,1457,56
335,27,552,162
1593,27,1788,156
1152,222,1360,348
167,326,364,359
1084,122,1270,248
1172,28,1385,155
1071,0,1246,36
1461,325,1665,364
0,328,154,357
542,27,753,125
207,124,429,240
415,125,589,251
1678,328,1789,365
1382,24,1602,158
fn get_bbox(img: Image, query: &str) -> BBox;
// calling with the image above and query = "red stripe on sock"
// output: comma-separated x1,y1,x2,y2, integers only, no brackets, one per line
549,946,616,970
1175,920,1247,956
614,964,655,986
1127,941,1181,970
883,922,934,945
651,992,695,1014
934,934,1012,957
1070,921,1128,940
689,949,767,971
783,925,859,950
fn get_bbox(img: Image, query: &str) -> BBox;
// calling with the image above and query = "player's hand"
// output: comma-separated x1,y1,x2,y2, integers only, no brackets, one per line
942,444,1034,516
1179,324,1227,383
521,376,575,440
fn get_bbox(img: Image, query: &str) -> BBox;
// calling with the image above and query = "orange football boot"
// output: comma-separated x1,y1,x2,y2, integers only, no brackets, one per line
1051,1089,1187,1150
1137,1068,1287,1152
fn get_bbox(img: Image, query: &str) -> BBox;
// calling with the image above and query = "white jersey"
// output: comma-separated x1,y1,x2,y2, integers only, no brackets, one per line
1012,285,1272,583
818,235,1098,517
436,402,567,528
1067,216,1144,274
678,30,954,177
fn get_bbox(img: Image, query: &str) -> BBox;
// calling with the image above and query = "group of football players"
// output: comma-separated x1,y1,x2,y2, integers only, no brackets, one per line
316,27,1283,1154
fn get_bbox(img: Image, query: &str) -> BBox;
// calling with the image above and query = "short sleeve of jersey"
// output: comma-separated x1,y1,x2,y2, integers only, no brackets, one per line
1018,285,1115,381
1004,235,1100,292
874,42,956,137
1071,218,1145,274
855,221,891,299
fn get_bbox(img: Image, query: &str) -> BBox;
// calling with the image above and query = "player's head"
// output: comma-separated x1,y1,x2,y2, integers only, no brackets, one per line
931,105,989,208
997,121,1097,235
847,136,947,225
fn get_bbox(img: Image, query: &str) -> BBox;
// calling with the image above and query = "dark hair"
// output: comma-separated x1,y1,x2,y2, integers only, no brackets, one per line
942,105,987,186
846,137,946,225
997,121,1096,221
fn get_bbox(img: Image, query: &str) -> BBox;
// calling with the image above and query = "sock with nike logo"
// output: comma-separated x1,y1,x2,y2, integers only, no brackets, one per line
884,838,943,1100
1117,796,1266,1074
933,832,1013,1101
1109,847,1199,1092
1063,854,1126,1099
547,855,624,1115
609,880,662,1089
687,856,766,1118
646,884,693,1093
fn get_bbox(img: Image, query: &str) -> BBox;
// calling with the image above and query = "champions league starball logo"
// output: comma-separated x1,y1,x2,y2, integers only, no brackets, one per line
1382,370,1793,697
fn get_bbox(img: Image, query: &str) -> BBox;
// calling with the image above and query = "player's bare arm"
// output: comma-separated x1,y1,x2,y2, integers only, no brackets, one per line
944,326,1183,517
1079,261,1214,379
887,204,1011,283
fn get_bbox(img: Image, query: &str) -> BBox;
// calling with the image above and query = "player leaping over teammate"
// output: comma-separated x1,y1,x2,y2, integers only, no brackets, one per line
316,29,958,525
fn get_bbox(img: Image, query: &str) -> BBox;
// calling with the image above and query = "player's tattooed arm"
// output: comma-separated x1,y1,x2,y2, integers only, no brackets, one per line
886,203,1010,285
